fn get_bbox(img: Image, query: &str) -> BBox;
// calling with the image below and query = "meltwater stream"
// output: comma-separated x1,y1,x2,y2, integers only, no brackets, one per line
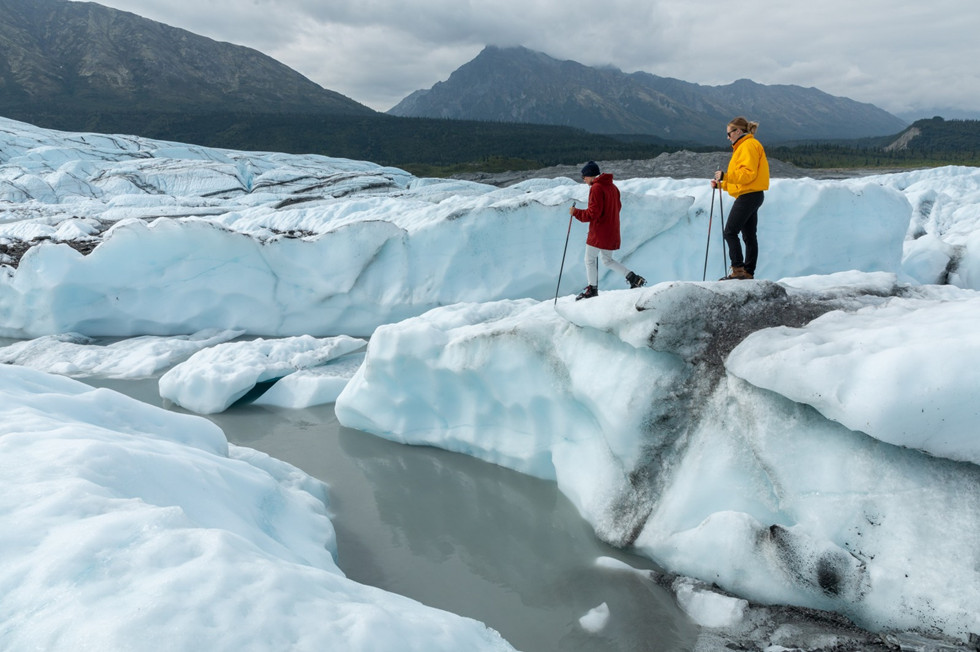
89,377,699,652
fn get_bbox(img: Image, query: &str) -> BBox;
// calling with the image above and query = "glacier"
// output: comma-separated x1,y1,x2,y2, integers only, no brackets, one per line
2,115,980,648
334,277,980,639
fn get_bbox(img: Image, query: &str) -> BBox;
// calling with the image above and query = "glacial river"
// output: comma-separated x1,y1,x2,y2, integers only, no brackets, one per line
89,377,698,652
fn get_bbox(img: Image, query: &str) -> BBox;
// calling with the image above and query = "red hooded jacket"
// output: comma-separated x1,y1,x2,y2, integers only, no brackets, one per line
571,173,621,250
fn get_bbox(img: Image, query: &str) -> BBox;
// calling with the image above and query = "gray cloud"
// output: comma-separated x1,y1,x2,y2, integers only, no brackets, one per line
82,0,979,117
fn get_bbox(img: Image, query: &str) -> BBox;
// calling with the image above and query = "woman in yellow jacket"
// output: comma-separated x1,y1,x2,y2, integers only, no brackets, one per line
712,116,769,280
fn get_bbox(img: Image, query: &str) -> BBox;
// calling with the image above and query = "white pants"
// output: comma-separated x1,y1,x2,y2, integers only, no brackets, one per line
585,245,629,286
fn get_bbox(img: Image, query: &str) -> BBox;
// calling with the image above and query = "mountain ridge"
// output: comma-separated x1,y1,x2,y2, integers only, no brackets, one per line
388,46,908,145
0,0,375,117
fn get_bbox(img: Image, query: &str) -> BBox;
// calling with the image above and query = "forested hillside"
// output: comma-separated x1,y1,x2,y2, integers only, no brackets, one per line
10,110,977,175
773,118,980,169
21,110,690,174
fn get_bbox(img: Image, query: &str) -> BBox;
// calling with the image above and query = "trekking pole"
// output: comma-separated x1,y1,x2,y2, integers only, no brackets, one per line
554,202,575,305
702,187,715,281
718,186,728,273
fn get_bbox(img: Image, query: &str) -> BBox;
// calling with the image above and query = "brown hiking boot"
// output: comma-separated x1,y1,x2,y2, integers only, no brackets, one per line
720,266,753,280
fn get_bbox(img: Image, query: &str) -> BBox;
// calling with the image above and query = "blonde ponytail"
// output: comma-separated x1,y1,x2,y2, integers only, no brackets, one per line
728,116,759,135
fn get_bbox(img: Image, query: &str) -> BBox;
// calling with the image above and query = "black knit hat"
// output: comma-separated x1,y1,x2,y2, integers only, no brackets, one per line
581,161,600,177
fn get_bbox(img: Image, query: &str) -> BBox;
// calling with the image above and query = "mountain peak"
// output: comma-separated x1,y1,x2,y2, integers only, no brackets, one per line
0,0,376,117
388,47,906,144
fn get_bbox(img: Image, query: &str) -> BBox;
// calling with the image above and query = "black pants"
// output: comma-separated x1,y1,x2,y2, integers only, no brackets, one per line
724,191,764,275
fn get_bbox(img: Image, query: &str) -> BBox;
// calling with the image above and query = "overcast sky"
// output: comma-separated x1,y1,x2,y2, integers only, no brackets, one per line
85,0,977,120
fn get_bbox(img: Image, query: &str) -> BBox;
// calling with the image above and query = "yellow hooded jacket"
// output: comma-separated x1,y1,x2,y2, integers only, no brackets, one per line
721,133,770,198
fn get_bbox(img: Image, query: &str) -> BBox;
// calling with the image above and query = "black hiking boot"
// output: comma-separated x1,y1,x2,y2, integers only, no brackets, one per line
626,272,646,289
575,285,598,300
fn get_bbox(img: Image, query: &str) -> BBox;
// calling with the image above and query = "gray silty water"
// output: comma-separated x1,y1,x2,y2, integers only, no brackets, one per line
88,377,699,652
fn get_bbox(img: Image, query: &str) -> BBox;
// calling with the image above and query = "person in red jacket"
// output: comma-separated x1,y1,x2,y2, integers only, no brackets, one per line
569,161,645,300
